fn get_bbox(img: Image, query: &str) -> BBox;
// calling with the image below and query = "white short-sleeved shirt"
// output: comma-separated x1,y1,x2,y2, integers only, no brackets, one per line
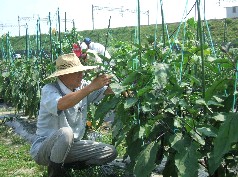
85,42,115,67
30,79,106,158
80,42,110,58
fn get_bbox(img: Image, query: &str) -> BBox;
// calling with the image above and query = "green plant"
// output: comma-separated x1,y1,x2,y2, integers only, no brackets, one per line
92,19,238,177
0,58,50,118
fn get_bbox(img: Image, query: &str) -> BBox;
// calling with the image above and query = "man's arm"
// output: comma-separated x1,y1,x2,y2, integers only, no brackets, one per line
57,85,93,110
58,74,111,110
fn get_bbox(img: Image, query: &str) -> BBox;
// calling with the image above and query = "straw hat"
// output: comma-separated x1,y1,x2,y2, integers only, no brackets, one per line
46,53,97,79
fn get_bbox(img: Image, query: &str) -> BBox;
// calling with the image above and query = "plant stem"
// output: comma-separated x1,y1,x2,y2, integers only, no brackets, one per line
196,0,206,114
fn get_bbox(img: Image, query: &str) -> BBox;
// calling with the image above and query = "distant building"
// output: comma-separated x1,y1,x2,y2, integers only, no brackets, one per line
225,6,238,18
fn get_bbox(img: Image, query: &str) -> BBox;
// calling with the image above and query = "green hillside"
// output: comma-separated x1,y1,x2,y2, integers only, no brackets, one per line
2,17,238,53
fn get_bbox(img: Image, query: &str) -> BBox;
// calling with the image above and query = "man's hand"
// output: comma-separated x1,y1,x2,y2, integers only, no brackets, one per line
89,74,112,91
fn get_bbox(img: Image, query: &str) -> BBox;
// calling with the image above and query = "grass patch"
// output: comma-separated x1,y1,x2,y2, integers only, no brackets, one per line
0,124,47,177
0,122,127,177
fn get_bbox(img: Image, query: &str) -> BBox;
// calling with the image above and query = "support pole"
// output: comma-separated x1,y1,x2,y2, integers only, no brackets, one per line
65,12,67,32
160,0,166,48
49,12,53,61
6,32,10,60
58,8,62,54
92,5,95,30
36,19,39,56
39,20,42,61
196,0,206,114
18,16,21,36
73,19,75,29
25,23,29,59
0,37,4,59
147,10,150,25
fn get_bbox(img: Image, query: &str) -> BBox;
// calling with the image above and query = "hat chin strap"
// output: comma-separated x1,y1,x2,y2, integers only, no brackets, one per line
58,77,73,91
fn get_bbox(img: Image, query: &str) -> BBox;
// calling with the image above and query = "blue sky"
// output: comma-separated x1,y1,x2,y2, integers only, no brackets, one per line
0,0,228,36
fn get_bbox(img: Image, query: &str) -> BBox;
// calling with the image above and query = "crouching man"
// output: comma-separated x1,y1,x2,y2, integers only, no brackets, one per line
30,53,117,177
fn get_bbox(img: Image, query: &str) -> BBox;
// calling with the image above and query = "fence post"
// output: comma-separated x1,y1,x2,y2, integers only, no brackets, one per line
0,37,4,60
36,19,39,57
47,12,52,61
58,8,62,54
6,32,10,60
25,23,29,59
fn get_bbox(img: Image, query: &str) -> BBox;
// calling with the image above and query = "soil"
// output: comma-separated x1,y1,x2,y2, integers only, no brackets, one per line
0,102,37,143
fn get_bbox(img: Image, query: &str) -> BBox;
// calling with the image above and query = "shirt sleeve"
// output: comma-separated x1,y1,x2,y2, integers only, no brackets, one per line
40,84,62,116
87,86,107,104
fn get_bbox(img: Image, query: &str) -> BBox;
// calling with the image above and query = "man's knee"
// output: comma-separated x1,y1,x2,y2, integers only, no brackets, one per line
59,127,74,143
110,145,118,159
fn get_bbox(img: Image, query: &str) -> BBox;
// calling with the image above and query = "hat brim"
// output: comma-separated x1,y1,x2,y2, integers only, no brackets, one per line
46,65,97,79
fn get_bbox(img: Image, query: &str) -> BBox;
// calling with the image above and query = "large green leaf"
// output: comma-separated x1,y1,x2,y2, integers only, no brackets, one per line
220,94,234,112
112,115,123,139
126,126,144,165
110,83,126,97
94,95,120,123
197,127,217,138
190,129,205,145
210,112,226,122
208,112,238,175
154,63,169,90
122,71,140,86
212,58,232,65
134,141,158,177
124,97,138,109
138,86,152,97
172,135,201,177
162,154,178,177
205,78,231,101
112,116,125,147
112,103,128,139
133,126,145,142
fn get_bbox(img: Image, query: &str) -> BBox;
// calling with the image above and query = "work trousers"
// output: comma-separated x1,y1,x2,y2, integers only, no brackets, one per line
34,127,117,166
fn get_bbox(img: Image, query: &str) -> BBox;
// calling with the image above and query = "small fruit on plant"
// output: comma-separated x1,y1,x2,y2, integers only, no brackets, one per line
86,120,92,127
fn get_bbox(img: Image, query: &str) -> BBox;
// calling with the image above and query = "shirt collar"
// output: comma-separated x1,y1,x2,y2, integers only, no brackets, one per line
57,78,73,95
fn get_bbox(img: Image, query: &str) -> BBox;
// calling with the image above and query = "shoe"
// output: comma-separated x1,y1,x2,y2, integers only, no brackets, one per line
48,161,70,177
64,161,90,170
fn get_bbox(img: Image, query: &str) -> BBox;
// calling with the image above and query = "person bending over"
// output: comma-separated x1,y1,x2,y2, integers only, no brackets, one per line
80,37,115,67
